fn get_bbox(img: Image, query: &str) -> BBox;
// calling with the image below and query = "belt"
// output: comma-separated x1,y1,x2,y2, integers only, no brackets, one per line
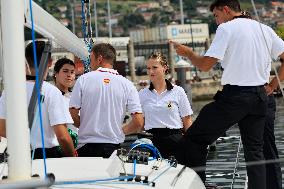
147,128,182,136
223,84,264,92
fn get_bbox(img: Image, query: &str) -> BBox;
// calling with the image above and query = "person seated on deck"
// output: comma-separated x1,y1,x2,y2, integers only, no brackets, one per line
69,43,144,158
138,52,193,159
0,40,76,159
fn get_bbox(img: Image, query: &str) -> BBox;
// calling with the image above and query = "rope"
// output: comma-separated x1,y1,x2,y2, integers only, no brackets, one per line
129,143,163,160
53,181,148,188
55,175,135,185
81,0,93,73
87,1,93,45
81,0,87,44
133,159,136,176
29,0,47,177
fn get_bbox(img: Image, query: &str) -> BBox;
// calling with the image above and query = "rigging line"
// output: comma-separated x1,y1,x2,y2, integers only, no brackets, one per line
81,0,92,50
81,0,87,43
250,0,284,99
230,137,242,189
133,159,136,176
81,0,92,73
55,175,135,185
29,0,47,177
87,1,93,42
55,181,148,188
84,4,88,41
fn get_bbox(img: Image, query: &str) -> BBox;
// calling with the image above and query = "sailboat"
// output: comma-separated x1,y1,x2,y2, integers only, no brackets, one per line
0,0,205,188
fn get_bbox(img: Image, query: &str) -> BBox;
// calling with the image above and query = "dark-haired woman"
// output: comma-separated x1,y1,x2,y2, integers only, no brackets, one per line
139,52,193,160
53,58,78,147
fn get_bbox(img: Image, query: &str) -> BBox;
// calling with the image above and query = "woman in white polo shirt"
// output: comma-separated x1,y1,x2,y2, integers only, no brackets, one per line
53,58,77,132
139,52,193,159
53,58,78,149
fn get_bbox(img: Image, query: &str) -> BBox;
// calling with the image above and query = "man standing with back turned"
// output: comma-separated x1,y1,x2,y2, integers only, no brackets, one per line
69,43,144,158
170,0,284,188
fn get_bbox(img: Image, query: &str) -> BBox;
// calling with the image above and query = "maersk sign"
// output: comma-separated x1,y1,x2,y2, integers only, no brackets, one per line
129,23,209,43
168,24,209,39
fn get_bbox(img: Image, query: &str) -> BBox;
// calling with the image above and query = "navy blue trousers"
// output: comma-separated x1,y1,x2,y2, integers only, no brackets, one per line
77,143,120,158
148,128,183,159
177,85,267,189
264,95,282,189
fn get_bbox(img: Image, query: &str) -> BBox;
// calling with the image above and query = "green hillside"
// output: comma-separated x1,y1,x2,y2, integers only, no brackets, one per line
33,0,274,36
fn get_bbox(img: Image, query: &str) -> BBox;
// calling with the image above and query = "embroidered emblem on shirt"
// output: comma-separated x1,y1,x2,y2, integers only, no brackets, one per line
167,101,172,108
103,78,110,84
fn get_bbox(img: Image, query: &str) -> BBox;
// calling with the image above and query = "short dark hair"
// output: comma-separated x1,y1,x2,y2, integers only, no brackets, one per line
53,58,75,74
25,40,50,68
210,0,241,12
91,43,116,64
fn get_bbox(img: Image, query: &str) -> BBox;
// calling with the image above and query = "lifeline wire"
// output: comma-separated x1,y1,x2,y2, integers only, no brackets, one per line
29,0,47,177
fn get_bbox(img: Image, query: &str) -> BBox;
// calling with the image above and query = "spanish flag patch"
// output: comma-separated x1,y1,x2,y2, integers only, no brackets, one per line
103,78,110,84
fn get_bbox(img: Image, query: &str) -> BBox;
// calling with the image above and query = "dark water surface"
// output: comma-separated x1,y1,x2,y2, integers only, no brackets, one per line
191,98,284,188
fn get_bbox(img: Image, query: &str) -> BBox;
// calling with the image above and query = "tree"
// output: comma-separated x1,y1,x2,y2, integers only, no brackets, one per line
276,26,284,40
121,13,145,28
200,15,217,34
150,14,160,27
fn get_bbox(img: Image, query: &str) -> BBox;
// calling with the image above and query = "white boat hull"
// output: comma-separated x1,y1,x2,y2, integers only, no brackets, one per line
32,157,205,189
0,152,205,189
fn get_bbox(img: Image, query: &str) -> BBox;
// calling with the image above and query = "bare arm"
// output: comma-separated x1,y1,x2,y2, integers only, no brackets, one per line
69,108,80,128
53,124,76,157
182,115,193,133
170,41,218,72
0,119,6,138
265,52,284,95
122,113,144,135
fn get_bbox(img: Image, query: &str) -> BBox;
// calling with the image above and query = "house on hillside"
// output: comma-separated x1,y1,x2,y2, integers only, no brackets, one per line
271,1,284,11
135,2,160,12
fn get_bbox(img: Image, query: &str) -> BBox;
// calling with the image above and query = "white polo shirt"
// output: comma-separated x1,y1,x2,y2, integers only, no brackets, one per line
139,81,193,130
205,18,284,86
62,93,78,134
0,81,74,149
69,67,142,145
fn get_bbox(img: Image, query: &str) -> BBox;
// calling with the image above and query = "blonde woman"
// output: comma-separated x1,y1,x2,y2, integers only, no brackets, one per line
139,52,193,159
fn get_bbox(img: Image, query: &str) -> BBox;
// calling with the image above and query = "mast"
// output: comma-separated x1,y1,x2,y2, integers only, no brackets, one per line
1,0,31,180
0,5,4,93
179,0,184,25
